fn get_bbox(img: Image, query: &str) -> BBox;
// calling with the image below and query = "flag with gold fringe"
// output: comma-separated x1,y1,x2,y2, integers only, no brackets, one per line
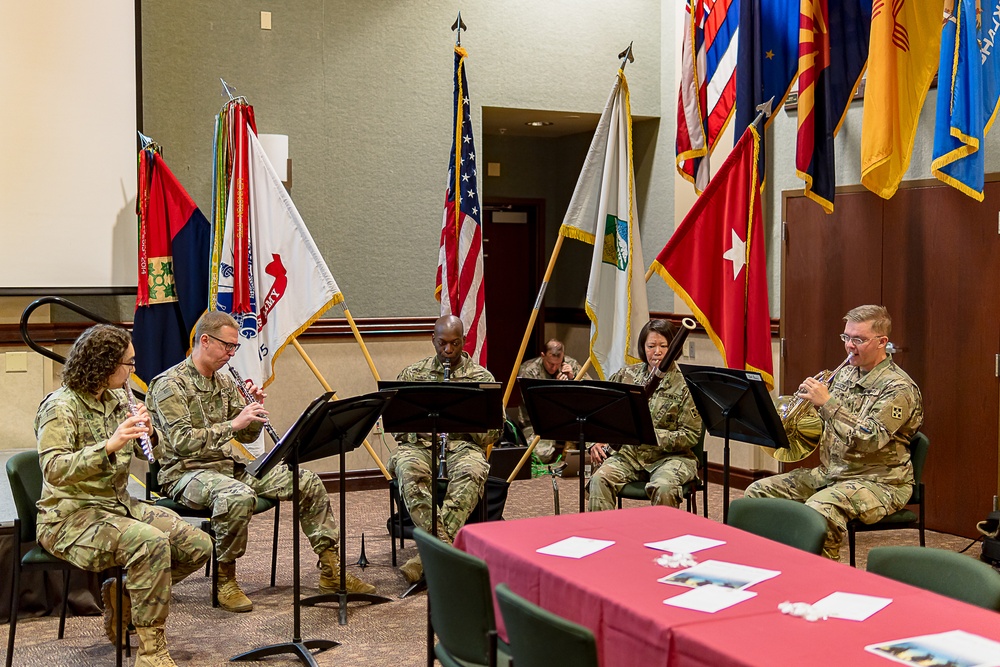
652,125,773,389
560,69,649,380
861,0,942,199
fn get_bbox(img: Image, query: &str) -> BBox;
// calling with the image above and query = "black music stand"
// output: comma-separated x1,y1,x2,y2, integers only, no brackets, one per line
677,364,789,523
379,380,502,665
232,391,392,666
518,378,658,514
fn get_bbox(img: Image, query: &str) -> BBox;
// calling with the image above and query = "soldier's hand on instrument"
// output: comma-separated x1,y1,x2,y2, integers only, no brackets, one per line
559,362,573,380
798,377,831,407
248,383,267,404
589,442,608,465
107,413,152,454
233,401,269,431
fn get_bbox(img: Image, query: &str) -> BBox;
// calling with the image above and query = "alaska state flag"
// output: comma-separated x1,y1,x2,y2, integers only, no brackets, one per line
560,69,649,380
652,126,773,389
932,0,1000,201
133,146,210,388
735,0,798,177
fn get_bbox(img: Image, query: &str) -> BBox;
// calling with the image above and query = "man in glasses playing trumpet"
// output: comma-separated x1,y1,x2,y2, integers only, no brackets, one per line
745,305,923,561
146,311,376,613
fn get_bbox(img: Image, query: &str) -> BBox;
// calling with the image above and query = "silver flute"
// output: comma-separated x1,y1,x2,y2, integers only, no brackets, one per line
227,365,280,443
123,380,156,462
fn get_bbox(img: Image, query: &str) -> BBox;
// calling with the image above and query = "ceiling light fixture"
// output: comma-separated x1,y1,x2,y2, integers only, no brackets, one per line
524,121,554,127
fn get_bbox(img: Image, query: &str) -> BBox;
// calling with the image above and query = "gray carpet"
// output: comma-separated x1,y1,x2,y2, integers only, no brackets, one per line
0,475,982,666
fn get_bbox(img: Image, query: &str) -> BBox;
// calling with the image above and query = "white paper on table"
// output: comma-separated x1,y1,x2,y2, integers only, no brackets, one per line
536,536,615,559
811,591,892,621
658,559,781,591
865,629,1000,667
644,535,725,554
663,586,757,613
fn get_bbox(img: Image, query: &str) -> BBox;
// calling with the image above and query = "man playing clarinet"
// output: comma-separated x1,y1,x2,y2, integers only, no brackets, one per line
146,311,375,613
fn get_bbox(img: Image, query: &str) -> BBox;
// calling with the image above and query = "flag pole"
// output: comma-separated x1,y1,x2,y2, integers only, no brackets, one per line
291,338,392,480
451,12,466,46
343,306,382,382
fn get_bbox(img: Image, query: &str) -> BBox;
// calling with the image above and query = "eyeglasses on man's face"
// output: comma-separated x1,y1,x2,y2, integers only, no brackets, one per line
207,333,241,354
839,333,881,347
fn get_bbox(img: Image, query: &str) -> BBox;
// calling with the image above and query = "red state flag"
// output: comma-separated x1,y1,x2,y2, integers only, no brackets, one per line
651,125,773,388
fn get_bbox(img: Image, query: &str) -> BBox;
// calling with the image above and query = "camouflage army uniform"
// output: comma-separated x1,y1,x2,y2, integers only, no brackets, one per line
387,352,500,542
35,386,212,628
588,362,702,511
515,354,584,463
745,356,923,560
146,357,339,563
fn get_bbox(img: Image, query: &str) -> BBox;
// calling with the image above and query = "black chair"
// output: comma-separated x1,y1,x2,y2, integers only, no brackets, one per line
867,545,1000,610
387,476,508,566
413,527,509,667
726,497,827,555
6,450,127,667
145,460,280,606
495,583,599,667
616,426,709,516
848,431,930,566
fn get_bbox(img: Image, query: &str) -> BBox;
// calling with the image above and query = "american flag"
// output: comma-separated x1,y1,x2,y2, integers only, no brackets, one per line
436,45,487,365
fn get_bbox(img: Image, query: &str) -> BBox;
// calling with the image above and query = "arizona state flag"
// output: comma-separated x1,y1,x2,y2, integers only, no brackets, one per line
133,146,210,387
932,0,1000,201
796,0,871,213
651,125,773,389
861,0,942,198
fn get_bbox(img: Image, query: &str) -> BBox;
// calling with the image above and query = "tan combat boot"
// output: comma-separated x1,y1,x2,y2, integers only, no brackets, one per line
101,577,132,646
216,561,253,612
134,624,178,667
317,549,376,595
399,554,423,584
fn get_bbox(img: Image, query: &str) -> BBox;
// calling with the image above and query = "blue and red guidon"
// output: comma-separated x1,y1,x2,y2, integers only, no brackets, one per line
133,147,210,387
436,45,487,365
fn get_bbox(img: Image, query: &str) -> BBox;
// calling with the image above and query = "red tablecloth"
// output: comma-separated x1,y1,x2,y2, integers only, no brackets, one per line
454,505,1000,667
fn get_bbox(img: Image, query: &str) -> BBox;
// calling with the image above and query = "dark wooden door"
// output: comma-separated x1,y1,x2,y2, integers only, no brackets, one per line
482,200,544,408
782,191,885,396
882,182,1000,537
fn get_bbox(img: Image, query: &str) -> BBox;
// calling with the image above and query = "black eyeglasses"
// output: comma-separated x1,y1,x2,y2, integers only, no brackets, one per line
207,333,241,353
119,360,136,369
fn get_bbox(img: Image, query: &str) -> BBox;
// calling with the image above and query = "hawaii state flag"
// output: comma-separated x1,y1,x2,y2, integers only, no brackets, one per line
861,0,942,199
211,115,343,453
932,0,1000,201
677,0,740,193
133,146,210,388
796,0,871,213
436,45,487,365
560,69,649,380
652,125,773,389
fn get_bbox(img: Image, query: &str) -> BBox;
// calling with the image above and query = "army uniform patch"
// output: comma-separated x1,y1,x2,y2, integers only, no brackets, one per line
892,406,902,420
690,407,699,420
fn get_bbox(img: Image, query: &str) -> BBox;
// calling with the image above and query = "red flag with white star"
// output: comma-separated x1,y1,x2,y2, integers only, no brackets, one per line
651,124,773,388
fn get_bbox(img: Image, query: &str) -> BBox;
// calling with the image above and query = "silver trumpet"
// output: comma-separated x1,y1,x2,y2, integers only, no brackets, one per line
123,380,156,462
227,365,281,444
438,358,451,480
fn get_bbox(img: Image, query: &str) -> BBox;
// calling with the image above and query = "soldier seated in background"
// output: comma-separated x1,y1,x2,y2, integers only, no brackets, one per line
514,339,585,463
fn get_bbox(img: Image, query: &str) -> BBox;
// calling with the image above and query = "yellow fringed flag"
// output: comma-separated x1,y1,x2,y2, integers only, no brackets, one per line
860,0,942,199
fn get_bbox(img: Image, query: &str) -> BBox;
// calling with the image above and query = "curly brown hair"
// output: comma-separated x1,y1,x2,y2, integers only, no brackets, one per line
63,325,132,395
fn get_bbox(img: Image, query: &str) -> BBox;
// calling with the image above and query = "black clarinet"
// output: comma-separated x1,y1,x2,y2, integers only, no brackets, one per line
227,365,281,444
437,359,451,480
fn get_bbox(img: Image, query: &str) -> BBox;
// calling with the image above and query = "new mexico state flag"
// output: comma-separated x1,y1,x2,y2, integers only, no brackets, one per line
860,0,942,199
